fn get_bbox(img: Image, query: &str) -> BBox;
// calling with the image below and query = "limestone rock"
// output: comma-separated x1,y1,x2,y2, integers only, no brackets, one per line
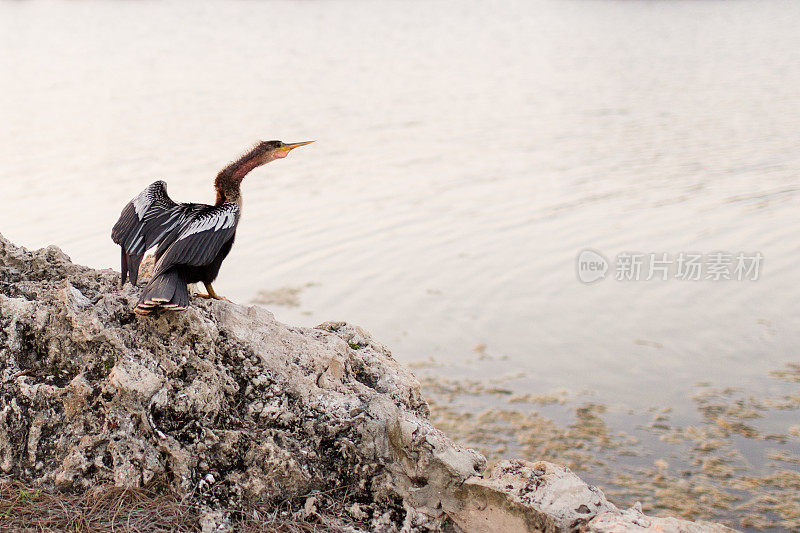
0,234,734,532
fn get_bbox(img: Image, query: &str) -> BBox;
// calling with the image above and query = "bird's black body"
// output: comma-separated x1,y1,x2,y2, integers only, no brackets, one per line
111,139,313,315
181,236,235,285
111,180,240,314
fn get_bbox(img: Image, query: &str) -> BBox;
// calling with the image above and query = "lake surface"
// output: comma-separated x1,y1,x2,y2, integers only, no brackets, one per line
2,0,800,527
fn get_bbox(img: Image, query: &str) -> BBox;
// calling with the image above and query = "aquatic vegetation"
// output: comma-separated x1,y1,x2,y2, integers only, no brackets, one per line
251,283,318,308
419,358,800,530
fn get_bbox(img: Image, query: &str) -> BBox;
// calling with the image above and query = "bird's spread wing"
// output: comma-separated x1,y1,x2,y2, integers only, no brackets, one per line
112,181,198,285
152,203,240,278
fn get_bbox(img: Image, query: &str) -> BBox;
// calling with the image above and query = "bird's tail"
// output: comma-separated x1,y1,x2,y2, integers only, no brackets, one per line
134,269,189,316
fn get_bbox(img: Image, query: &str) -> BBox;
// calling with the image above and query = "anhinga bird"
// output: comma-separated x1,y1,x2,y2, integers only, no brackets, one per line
111,140,313,316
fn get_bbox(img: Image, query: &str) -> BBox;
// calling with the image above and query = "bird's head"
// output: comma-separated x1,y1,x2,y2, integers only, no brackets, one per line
253,140,314,163
216,140,315,198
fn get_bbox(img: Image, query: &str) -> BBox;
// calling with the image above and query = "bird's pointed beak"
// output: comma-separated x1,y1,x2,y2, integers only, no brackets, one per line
280,140,315,153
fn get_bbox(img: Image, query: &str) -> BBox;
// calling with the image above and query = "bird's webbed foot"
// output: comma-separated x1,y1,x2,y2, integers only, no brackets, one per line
195,283,231,302
196,293,231,301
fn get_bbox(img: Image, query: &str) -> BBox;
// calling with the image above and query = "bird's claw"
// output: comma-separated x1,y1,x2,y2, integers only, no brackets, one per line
195,293,231,302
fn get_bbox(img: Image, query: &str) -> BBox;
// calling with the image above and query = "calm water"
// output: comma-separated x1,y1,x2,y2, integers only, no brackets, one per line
2,0,799,486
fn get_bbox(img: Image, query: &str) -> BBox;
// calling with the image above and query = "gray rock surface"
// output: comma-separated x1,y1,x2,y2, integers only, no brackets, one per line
0,234,735,532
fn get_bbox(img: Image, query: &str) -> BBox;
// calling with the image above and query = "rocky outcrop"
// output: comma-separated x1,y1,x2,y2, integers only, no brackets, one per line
0,234,733,532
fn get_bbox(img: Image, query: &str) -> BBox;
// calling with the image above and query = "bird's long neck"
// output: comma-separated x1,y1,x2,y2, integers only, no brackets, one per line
214,149,263,206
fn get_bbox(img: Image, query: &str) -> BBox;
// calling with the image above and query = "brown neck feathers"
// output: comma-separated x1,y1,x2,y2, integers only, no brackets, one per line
214,148,264,205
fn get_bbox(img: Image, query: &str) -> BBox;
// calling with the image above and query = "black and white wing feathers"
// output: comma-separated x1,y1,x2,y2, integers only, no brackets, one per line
112,181,198,285
152,203,240,277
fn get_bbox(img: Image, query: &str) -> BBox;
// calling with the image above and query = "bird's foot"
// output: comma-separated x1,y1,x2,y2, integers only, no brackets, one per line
195,293,231,302
196,283,230,302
